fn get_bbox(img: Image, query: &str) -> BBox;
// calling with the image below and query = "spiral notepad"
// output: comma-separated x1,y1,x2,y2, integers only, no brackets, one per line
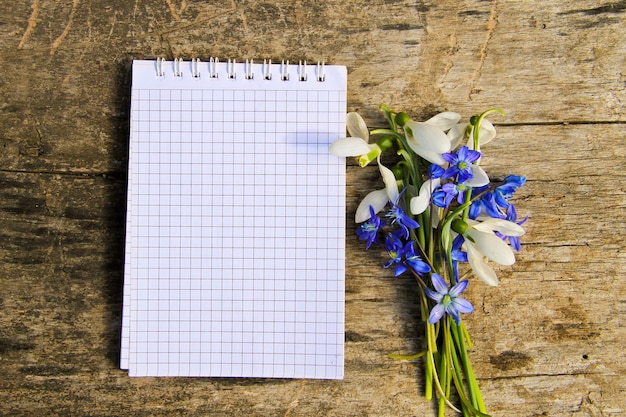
121,59,346,378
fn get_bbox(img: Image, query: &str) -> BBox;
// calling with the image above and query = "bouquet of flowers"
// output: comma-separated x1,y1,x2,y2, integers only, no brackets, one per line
330,105,527,416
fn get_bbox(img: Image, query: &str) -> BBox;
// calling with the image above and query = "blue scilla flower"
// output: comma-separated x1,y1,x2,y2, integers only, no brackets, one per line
386,189,419,239
425,273,474,325
493,175,526,208
428,164,445,179
496,204,528,252
442,146,482,184
384,234,431,277
404,242,431,275
469,175,526,219
469,186,500,219
433,182,469,208
383,233,407,276
356,205,385,250
451,234,468,282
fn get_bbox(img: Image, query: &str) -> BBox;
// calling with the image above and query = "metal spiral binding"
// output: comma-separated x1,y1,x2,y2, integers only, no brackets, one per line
156,57,165,77
281,60,290,81
263,59,272,80
227,59,236,79
298,60,307,81
316,61,325,82
209,57,219,78
173,58,183,78
245,59,254,80
153,58,328,82
191,58,201,78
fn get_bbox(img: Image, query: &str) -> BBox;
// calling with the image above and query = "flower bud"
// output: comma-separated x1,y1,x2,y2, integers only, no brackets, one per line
391,164,404,180
395,112,410,127
376,136,394,152
451,218,469,235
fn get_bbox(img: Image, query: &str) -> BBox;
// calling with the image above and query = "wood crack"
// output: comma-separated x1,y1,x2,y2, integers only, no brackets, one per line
17,0,40,49
230,0,250,31
469,0,498,100
0,168,125,180
166,0,181,21
50,0,80,56
480,370,618,381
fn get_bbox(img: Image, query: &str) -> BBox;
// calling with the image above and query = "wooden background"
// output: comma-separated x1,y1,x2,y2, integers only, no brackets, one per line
1,0,625,416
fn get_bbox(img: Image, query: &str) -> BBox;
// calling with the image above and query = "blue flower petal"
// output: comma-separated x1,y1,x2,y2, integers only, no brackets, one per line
466,148,482,163
453,297,474,314
448,309,462,325
400,213,419,229
429,164,444,179
468,202,481,219
428,304,446,324
449,280,469,297
394,264,407,276
441,152,456,165
430,273,448,294
510,236,521,252
452,250,468,263
407,259,431,274
424,287,443,303
433,190,447,208
452,234,465,251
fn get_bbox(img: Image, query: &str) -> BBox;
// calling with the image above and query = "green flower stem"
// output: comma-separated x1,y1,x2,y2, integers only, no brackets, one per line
452,323,486,413
441,318,453,417
419,285,434,400
445,325,491,417
412,239,435,276
446,330,471,417
440,222,456,284
396,146,423,191
382,129,422,190
472,108,504,152
448,361,491,417
429,317,460,415
427,347,460,413
388,351,426,360
379,104,398,131
425,350,434,400
450,324,477,409
462,108,504,221
417,213,427,256
370,128,401,137
462,189,473,222
437,350,446,417
420,206,434,269
441,199,472,236
462,322,473,350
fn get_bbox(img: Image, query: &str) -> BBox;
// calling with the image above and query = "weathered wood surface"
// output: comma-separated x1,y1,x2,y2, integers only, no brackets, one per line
1,1,625,416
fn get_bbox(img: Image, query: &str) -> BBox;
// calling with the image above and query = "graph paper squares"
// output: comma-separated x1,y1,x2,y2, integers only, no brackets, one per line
121,60,346,379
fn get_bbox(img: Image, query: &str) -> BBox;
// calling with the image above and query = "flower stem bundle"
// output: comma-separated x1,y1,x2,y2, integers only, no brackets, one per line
331,105,528,416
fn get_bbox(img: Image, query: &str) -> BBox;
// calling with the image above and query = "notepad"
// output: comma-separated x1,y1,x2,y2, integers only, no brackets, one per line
120,59,346,378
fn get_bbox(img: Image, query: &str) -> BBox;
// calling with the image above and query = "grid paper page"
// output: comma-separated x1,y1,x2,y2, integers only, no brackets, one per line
122,59,346,378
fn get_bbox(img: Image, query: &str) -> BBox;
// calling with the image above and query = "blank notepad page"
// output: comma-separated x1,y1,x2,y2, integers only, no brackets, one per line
121,60,346,378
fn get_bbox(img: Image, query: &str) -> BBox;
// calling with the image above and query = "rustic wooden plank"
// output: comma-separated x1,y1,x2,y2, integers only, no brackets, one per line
1,123,625,415
1,0,625,416
0,1,624,175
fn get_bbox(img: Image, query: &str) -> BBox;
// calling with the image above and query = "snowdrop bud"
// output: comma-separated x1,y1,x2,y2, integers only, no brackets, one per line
376,136,394,152
395,112,410,126
391,164,404,180
452,218,469,235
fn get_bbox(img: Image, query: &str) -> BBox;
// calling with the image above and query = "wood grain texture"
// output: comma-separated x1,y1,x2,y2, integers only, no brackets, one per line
1,0,625,416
